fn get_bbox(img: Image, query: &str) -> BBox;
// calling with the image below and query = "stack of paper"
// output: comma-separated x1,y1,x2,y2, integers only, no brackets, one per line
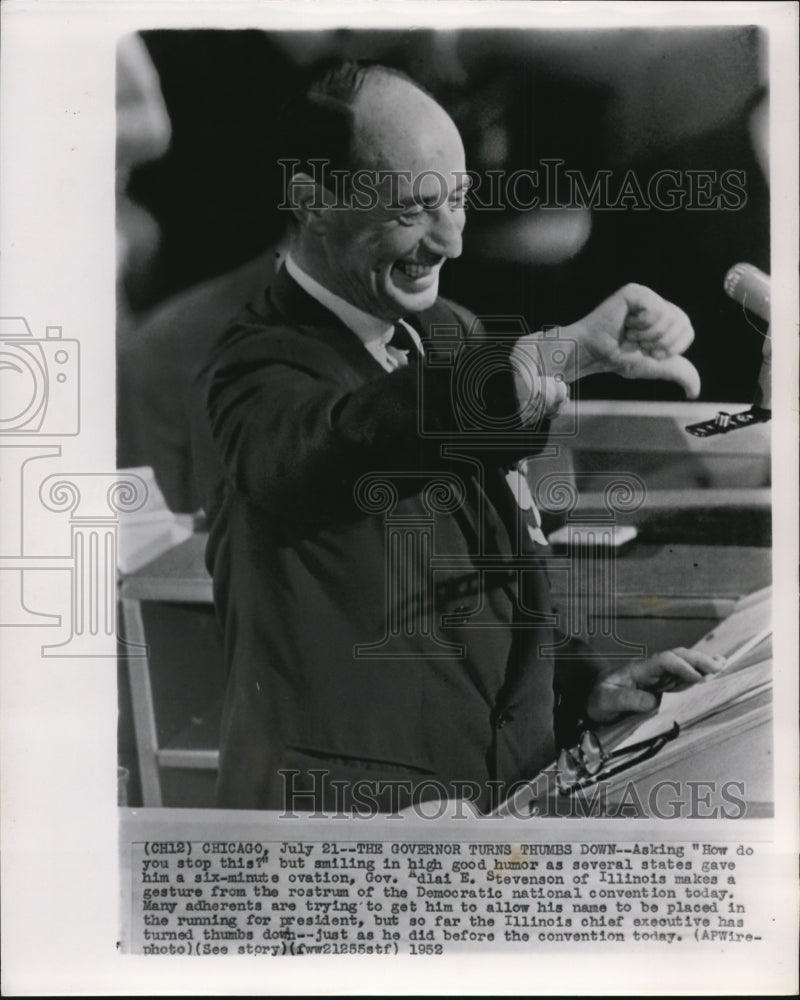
612,586,771,750
493,588,773,817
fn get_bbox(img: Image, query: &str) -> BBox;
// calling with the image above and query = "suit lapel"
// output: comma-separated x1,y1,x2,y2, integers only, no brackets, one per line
267,266,389,382
266,267,520,561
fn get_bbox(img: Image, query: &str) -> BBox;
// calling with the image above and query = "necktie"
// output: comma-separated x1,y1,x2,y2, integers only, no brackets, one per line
387,321,419,364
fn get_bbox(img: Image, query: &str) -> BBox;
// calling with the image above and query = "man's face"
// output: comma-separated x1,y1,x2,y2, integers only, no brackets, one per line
308,77,468,320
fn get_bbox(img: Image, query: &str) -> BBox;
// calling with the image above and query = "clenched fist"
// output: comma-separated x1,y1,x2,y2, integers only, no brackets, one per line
553,283,701,398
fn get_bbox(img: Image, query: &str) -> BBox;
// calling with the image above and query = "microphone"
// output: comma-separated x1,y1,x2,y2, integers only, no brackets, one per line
686,263,772,436
723,262,770,323
724,263,771,411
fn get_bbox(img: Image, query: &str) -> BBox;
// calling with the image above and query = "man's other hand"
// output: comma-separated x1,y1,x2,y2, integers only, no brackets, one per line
585,647,725,725
564,283,701,398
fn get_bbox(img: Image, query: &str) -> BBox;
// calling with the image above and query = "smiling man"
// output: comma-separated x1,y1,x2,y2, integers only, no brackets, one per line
286,67,468,320
194,62,719,814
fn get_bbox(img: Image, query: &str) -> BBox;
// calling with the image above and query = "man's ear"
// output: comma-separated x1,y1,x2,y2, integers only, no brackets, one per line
288,172,332,234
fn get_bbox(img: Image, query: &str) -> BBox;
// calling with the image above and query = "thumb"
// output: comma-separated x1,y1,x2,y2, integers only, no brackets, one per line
588,680,659,722
622,353,701,399
600,681,658,714
604,685,659,716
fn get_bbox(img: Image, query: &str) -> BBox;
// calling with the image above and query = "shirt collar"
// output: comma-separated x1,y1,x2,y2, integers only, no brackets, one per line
285,254,394,347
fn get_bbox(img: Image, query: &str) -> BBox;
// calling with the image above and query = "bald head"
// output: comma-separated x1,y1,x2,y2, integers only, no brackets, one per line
282,62,463,183
287,63,468,320
350,69,464,177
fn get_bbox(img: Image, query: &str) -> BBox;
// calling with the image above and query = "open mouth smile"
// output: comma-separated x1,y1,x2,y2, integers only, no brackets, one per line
393,251,444,281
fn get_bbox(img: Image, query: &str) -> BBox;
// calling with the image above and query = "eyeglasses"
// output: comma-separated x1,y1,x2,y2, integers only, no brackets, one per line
556,722,680,794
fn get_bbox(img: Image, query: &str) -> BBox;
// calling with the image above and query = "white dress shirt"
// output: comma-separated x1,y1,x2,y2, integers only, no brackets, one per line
286,254,421,372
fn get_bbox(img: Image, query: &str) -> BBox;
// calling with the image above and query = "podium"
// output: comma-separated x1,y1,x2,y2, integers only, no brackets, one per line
496,588,773,818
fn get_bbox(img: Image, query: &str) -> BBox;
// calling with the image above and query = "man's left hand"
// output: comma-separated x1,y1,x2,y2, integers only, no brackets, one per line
585,647,725,724
563,283,701,398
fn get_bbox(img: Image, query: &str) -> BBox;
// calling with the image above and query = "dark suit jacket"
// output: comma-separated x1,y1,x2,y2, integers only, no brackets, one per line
193,266,593,813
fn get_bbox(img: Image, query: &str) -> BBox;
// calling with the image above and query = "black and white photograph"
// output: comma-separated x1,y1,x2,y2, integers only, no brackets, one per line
1,1,797,995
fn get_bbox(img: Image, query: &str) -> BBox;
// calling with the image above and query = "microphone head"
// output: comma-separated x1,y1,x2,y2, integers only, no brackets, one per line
723,262,770,322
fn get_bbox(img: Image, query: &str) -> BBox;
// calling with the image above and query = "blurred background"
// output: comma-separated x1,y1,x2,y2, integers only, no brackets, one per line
115,26,771,808
116,26,769,510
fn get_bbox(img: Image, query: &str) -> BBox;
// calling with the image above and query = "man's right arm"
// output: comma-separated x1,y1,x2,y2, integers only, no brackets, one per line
198,320,466,531
514,283,701,399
